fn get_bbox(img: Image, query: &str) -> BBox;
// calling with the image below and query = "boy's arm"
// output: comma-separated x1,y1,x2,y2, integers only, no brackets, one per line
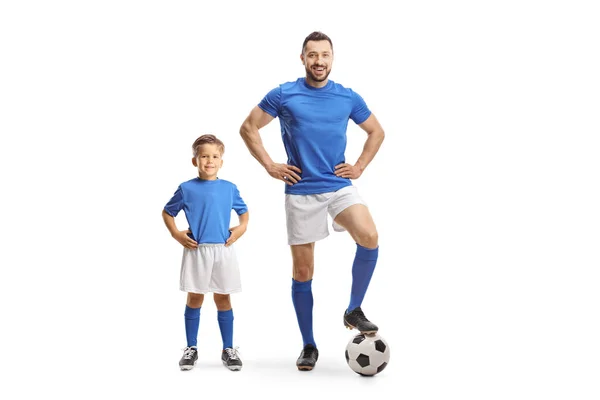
161,209,198,249
225,211,249,247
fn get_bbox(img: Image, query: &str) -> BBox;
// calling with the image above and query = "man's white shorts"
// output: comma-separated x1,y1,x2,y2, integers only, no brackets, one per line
285,185,366,245
180,244,241,294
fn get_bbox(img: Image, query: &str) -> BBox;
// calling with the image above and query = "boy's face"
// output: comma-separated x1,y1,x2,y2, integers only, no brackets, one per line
192,143,223,180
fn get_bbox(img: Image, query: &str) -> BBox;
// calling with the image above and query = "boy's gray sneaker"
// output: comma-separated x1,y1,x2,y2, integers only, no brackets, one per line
179,346,198,371
222,347,242,371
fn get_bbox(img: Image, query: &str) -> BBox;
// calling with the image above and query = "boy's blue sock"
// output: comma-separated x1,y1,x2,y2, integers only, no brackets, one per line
292,279,316,348
217,309,234,350
184,305,201,347
347,244,379,313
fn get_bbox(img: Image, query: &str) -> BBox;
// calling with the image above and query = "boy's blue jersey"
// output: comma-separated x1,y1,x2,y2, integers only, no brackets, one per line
258,78,372,195
164,178,248,244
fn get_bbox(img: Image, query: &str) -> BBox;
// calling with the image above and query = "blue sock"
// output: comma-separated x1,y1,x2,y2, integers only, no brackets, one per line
217,309,234,350
347,244,379,312
292,279,316,348
184,305,201,347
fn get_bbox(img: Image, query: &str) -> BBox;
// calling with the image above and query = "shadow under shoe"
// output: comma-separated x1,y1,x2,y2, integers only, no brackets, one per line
296,344,319,371
343,306,379,334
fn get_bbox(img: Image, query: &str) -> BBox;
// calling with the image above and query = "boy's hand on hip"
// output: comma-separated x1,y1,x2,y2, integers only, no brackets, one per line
226,225,247,247
173,230,198,249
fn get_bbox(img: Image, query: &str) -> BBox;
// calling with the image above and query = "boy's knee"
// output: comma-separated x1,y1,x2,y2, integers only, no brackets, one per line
213,294,231,309
187,292,204,308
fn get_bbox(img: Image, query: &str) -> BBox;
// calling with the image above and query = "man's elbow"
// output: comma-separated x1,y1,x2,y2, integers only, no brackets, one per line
239,119,252,140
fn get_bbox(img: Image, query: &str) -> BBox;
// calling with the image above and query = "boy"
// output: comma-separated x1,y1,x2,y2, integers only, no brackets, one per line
162,134,249,371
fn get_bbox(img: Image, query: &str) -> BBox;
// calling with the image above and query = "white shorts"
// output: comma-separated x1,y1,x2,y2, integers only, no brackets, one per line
285,185,366,245
180,244,241,294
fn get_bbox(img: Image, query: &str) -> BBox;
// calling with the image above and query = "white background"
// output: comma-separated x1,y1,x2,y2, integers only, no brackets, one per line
1,0,599,399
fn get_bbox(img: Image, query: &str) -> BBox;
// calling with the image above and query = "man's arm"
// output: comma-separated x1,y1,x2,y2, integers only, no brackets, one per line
240,106,302,185
239,106,276,169
335,113,385,179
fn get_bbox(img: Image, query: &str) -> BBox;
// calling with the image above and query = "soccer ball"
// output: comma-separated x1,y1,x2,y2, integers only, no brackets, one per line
345,333,390,376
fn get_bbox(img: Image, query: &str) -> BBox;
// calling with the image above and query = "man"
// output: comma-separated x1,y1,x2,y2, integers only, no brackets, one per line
239,31,385,371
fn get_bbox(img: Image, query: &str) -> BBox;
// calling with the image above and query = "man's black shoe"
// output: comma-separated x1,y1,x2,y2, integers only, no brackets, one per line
296,344,319,371
343,307,379,334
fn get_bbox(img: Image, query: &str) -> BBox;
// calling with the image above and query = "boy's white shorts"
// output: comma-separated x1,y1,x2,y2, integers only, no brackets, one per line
180,244,241,294
285,185,366,245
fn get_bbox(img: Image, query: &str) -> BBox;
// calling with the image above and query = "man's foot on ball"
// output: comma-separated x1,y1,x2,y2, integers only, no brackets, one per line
343,307,379,334
296,344,319,371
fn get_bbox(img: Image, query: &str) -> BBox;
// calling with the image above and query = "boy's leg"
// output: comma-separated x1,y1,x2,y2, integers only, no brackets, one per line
180,293,204,371
215,294,242,371
185,293,204,346
214,294,233,349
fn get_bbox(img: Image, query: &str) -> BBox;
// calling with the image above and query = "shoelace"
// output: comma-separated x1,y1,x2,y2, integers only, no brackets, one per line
183,347,197,359
224,347,240,360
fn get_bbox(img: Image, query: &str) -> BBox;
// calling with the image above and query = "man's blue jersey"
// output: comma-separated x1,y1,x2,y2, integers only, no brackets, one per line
258,78,372,195
164,178,248,244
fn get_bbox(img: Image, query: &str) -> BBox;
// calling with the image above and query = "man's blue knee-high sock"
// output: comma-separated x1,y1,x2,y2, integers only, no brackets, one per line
184,305,201,347
347,244,379,312
292,279,316,348
217,309,234,350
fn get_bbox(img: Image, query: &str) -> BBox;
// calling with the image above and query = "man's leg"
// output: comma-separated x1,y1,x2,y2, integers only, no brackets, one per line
334,204,380,333
291,243,319,370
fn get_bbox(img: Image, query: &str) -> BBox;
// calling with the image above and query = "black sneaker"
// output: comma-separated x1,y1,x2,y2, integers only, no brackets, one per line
296,344,319,371
179,346,198,371
343,307,379,334
222,347,243,371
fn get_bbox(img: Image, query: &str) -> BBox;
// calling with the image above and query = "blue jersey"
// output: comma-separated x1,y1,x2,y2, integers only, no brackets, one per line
164,178,248,244
258,78,371,195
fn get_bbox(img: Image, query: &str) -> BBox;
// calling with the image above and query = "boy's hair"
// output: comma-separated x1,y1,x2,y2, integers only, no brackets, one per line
302,31,333,53
192,134,225,157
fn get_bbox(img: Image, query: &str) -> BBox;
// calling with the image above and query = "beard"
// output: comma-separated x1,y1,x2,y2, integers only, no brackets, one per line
305,65,331,82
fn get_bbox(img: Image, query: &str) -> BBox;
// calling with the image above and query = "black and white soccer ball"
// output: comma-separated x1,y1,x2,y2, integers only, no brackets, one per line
345,333,390,376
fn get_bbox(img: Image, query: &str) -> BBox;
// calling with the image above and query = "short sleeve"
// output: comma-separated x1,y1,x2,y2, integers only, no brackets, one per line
258,86,281,118
164,186,184,217
232,184,248,215
350,90,371,125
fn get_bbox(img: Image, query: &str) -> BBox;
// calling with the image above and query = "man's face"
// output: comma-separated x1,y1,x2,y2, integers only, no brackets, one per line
301,40,333,84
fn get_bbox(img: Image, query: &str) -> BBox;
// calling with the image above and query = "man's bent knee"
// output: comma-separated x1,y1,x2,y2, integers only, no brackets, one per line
356,230,378,249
